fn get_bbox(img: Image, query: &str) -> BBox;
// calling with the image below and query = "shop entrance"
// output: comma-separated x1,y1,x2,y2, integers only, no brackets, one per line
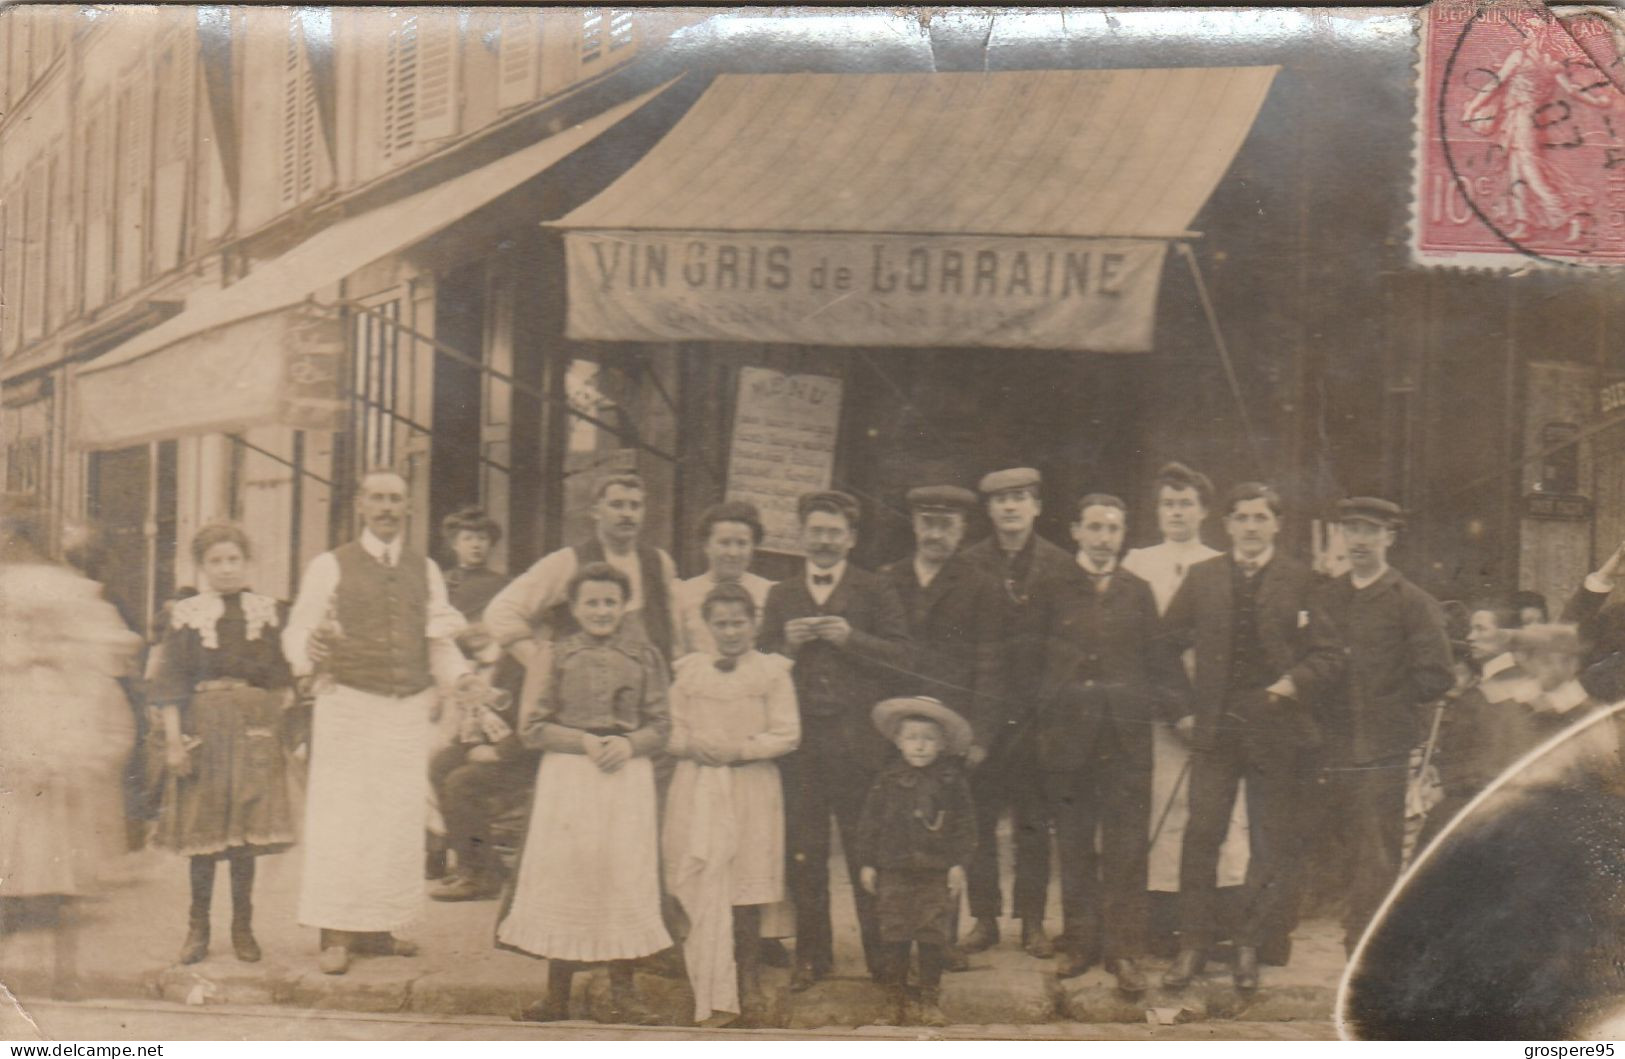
86,440,178,636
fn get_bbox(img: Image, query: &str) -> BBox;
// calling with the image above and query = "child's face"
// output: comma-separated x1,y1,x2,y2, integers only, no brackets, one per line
894,717,945,768
704,600,757,657
571,579,626,638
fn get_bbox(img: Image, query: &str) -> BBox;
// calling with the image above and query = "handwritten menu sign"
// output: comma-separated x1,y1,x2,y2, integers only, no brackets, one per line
726,367,843,555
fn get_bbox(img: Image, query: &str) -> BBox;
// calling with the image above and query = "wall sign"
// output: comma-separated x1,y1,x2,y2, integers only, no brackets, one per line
726,367,842,555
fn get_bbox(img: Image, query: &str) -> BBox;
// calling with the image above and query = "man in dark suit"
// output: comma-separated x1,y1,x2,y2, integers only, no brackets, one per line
1161,482,1345,992
1035,493,1184,994
879,484,1009,970
959,467,1075,959
759,490,912,991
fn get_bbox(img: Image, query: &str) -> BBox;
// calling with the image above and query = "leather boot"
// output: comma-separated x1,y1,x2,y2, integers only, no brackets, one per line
1233,945,1260,992
517,962,575,1022
871,984,908,1027
1162,946,1206,989
1112,956,1148,996
961,917,1000,953
736,928,768,1027
1021,918,1055,959
231,911,261,963
178,912,210,965
911,986,950,1028
606,962,663,1026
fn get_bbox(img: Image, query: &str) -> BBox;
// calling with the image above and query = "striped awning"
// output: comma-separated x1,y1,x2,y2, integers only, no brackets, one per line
553,67,1278,351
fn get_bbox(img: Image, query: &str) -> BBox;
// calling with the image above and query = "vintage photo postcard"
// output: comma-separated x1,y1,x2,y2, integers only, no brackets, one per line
3,0,1625,1043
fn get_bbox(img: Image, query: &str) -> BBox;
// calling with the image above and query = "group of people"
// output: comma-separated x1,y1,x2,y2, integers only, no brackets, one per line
10,453,1622,1026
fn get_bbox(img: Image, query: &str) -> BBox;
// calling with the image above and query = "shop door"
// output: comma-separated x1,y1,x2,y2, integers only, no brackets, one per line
87,440,178,636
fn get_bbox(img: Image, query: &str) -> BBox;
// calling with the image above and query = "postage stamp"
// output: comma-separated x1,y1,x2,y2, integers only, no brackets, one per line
1414,0,1625,268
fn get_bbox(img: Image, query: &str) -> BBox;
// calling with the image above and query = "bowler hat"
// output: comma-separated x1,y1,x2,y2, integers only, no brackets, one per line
871,696,975,756
1335,496,1404,528
978,467,1041,497
906,485,978,513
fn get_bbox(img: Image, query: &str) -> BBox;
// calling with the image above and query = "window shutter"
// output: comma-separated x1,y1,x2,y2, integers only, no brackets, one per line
0,188,20,354
581,10,604,65
496,12,539,111
381,12,419,163
413,12,459,142
47,144,74,331
22,163,46,343
609,10,634,53
153,30,196,273
277,16,330,210
81,98,112,311
115,69,153,294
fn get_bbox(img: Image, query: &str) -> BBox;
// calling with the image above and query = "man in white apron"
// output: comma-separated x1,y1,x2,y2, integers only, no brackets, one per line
283,469,480,975
1120,463,1250,938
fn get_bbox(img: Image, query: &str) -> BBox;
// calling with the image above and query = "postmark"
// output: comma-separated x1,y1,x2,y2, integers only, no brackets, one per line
1414,0,1625,268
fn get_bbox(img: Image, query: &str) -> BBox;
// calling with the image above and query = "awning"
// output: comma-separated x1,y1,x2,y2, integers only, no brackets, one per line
553,68,1278,352
75,79,678,450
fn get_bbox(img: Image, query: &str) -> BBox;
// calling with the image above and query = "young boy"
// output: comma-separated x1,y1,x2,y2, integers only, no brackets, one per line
855,696,977,1027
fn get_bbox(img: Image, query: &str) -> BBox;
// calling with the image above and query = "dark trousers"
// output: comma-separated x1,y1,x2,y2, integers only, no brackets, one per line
1330,751,1409,949
429,743,532,874
1041,725,1151,961
966,734,1051,922
877,941,946,989
781,719,881,976
1178,690,1307,950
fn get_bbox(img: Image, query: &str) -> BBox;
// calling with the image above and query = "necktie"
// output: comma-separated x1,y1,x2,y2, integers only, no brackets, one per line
714,656,738,673
812,573,834,587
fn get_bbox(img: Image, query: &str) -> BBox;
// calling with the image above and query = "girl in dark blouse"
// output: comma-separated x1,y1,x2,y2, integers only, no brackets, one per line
149,523,294,965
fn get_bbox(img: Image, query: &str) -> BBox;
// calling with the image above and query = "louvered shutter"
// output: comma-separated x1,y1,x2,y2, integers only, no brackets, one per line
115,69,152,294
22,162,46,343
381,12,419,163
277,16,331,210
609,10,634,53
153,29,196,272
47,143,74,329
81,98,112,311
496,12,539,111
413,12,459,142
581,10,604,66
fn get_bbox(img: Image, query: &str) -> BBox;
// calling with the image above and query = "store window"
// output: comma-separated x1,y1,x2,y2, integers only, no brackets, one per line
352,298,406,470
562,358,636,540
1537,422,1580,495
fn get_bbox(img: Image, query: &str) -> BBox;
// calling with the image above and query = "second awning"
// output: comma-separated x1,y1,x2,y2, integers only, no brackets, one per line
552,67,1278,353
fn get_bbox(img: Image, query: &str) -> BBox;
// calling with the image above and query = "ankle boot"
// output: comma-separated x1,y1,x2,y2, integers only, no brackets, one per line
1163,946,1206,989
912,986,950,1028
872,984,908,1026
179,912,210,965
606,963,663,1026
231,911,261,962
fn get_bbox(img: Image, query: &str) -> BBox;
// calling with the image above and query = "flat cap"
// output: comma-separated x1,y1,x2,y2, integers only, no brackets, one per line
978,467,1041,496
1335,496,1404,527
906,485,978,513
796,489,860,522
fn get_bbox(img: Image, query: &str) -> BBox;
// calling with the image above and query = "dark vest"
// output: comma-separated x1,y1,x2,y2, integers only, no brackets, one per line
544,540,674,660
1228,562,1274,692
328,540,433,698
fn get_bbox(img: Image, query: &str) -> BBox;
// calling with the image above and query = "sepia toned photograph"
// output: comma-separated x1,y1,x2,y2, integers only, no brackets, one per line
3,0,1625,1043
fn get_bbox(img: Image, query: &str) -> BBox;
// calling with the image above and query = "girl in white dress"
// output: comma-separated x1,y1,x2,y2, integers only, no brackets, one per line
663,582,800,1026
498,563,671,1024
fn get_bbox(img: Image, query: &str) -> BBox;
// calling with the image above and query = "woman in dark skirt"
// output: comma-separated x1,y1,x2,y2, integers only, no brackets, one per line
150,523,295,964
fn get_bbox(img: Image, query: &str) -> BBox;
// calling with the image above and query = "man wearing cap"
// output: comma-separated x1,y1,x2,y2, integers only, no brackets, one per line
1317,496,1453,953
1159,482,1345,992
878,484,1009,970
1035,493,1184,993
958,467,1075,959
759,490,912,990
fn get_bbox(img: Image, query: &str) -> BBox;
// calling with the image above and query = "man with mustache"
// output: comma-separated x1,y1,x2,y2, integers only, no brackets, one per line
486,473,680,681
283,469,484,974
759,490,912,991
878,484,1009,970
1316,496,1453,954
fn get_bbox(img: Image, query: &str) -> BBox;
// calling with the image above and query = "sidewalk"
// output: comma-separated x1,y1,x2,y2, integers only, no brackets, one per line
0,840,1346,1031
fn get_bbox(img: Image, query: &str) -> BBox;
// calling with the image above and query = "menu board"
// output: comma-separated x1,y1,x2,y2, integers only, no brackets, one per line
725,367,843,555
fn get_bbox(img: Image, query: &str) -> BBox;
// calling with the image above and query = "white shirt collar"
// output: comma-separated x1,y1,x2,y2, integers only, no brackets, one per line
1545,679,1590,715
1482,652,1517,680
1163,537,1211,558
1076,554,1116,576
361,529,403,566
1233,545,1275,571
808,560,846,587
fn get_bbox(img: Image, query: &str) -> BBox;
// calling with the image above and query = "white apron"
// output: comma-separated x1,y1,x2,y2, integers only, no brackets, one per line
297,683,433,931
499,752,672,962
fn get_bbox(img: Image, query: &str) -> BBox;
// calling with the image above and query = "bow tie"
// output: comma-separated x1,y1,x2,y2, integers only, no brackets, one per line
714,656,738,673
812,573,835,587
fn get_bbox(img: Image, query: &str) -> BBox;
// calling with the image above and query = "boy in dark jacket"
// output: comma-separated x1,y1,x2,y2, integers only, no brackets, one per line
856,696,977,1027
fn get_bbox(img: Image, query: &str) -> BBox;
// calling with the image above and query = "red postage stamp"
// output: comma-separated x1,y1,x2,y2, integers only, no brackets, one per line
1414,0,1625,267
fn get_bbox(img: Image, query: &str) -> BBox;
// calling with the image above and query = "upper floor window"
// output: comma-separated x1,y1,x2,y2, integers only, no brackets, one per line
381,10,461,165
